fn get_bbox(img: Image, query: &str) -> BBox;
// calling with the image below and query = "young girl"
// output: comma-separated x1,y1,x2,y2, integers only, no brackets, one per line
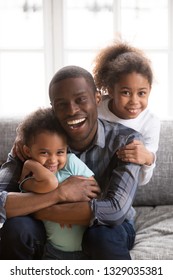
18,107,95,259
93,41,160,185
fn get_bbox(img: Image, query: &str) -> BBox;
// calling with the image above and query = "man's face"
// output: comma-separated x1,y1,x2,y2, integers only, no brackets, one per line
50,77,100,151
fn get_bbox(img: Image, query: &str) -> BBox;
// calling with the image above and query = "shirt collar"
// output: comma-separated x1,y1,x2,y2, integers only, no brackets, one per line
95,118,105,148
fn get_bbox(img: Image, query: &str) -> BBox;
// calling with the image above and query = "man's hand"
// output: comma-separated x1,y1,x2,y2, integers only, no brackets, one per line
12,136,28,161
116,140,154,166
56,175,100,203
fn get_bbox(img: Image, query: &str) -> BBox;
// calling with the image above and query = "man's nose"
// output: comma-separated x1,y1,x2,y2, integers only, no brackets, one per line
67,102,80,115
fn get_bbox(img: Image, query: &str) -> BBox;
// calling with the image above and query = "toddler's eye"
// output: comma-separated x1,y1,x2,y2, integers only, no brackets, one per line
40,151,48,155
57,150,65,155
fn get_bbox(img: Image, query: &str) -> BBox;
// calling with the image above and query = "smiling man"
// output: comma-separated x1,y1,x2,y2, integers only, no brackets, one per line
0,66,142,260
49,68,100,152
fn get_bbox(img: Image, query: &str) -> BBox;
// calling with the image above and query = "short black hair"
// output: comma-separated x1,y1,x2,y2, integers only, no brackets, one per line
49,65,97,99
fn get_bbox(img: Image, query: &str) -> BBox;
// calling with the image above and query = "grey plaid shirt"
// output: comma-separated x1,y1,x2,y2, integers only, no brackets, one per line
0,118,142,227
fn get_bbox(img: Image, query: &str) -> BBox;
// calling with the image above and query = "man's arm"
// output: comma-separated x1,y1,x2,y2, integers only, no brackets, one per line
5,176,99,218
0,153,23,193
34,162,140,226
34,201,92,226
5,190,60,218
0,154,99,225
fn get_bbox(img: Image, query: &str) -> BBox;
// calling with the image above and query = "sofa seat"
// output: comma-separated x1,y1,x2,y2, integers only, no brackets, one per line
131,205,173,259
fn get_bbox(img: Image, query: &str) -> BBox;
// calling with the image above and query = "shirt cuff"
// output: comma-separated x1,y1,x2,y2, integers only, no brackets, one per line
0,191,8,228
89,198,98,226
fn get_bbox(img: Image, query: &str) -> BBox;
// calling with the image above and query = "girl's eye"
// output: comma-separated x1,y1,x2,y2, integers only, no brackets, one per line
121,91,130,96
139,91,146,96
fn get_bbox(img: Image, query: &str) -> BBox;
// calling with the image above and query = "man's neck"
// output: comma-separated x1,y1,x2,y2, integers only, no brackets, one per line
68,123,98,152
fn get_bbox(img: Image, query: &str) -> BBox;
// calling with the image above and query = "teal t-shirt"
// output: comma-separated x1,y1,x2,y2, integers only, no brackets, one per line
44,153,94,252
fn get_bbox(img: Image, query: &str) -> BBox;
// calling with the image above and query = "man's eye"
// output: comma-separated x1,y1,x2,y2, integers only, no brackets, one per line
55,102,66,108
77,96,87,103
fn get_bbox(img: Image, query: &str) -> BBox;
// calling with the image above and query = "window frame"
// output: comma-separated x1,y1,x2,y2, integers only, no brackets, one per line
50,0,173,118
0,0,172,118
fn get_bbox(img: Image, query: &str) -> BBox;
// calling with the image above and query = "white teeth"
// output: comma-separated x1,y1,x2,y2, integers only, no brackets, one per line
128,109,138,113
67,118,85,125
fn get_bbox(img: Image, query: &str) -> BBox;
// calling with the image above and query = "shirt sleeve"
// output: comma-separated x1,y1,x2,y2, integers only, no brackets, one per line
138,116,161,186
0,191,8,228
143,115,161,154
138,161,155,186
90,131,142,226
0,152,23,226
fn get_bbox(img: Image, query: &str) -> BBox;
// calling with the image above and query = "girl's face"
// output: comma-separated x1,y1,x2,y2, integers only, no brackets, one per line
109,72,151,119
24,131,67,173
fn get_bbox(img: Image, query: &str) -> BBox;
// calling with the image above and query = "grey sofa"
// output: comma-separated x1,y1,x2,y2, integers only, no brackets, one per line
0,118,173,259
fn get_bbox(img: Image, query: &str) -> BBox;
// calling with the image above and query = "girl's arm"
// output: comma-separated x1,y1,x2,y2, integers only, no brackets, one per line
19,159,58,193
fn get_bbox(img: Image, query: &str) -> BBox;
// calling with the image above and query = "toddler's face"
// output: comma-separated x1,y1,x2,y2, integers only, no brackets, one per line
27,131,67,173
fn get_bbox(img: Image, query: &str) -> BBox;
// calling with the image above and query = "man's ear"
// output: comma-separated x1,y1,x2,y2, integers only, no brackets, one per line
95,91,102,105
23,145,31,158
108,87,113,98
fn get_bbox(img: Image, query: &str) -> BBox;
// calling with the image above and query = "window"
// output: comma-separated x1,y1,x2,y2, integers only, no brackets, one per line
0,0,173,119
61,0,173,119
0,0,46,117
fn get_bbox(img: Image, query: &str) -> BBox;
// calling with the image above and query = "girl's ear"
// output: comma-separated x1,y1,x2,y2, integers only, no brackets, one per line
23,145,31,158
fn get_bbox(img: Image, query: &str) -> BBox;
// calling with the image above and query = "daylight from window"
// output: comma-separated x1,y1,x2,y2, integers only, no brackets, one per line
0,0,172,119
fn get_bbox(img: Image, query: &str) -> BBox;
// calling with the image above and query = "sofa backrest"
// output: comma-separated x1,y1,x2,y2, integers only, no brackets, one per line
134,120,173,206
0,118,20,164
0,118,173,206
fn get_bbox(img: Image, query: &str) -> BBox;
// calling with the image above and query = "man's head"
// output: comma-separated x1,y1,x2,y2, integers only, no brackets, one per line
49,65,97,95
49,66,101,151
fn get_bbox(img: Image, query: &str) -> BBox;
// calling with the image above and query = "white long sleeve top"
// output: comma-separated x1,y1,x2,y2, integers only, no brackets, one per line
98,96,161,186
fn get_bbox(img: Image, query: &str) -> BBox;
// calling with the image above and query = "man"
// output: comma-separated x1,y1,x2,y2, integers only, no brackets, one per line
0,66,142,259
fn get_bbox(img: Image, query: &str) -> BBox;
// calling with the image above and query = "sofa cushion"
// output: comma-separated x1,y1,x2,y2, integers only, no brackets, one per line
134,120,173,206
131,205,173,259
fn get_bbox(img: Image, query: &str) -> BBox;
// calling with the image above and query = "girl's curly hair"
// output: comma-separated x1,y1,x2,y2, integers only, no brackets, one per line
93,41,153,94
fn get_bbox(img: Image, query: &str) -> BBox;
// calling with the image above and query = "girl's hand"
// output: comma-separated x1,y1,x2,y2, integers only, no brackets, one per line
116,140,154,166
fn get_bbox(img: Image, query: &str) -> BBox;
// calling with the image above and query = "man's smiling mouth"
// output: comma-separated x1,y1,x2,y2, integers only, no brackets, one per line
67,118,86,128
